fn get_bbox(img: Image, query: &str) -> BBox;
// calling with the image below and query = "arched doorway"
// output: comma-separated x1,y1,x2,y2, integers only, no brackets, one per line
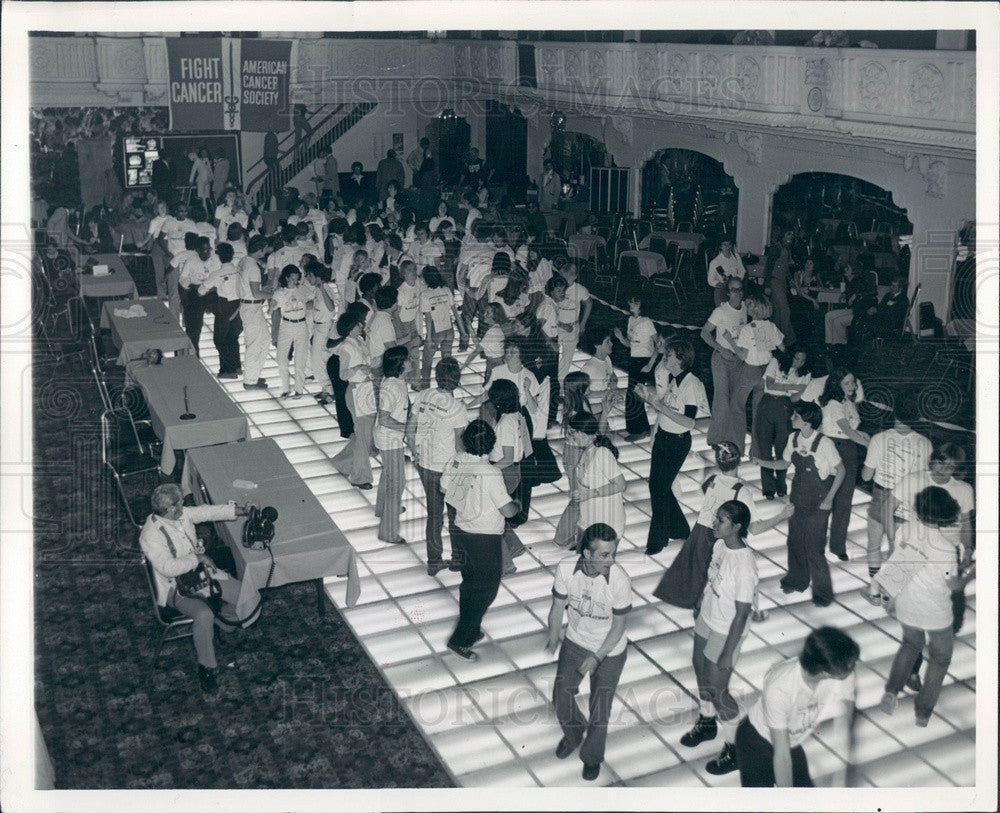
547,130,610,191
640,149,738,237
770,172,913,284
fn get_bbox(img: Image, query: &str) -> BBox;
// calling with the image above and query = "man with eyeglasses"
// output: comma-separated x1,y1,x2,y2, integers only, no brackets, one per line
701,279,748,448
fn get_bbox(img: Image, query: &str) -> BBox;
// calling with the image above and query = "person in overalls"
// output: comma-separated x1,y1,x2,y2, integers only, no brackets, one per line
756,401,845,607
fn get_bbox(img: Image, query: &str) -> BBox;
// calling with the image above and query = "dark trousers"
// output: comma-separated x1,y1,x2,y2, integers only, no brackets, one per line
213,298,243,374
885,623,954,719
735,718,813,787
781,506,833,603
829,437,858,558
447,528,503,648
417,465,446,564
553,638,627,766
753,394,790,497
326,352,354,438
510,408,535,527
179,285,206,356
647,429,691,550
624,356,652,435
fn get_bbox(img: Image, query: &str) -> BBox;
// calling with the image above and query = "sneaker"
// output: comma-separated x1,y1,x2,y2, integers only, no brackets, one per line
243,382,268,390
582,762,601,781
447,643,479,662
878,691,898,715
861,588,884,606
680,715,717,747
197,665,218,694
705,742,738,776
751,609,770,623
905,672,922,693
555,736,577,759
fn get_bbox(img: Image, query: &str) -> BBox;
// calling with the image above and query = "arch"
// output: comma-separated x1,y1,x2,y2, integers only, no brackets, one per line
640,147,739,238
548,129,610,183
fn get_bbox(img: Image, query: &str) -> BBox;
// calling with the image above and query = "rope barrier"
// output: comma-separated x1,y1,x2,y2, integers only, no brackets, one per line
588,293,704,333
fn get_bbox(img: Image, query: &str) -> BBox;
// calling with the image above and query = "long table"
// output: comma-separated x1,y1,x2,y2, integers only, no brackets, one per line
129,356,249,474
100,297,194,363
78,254,138,300
181,437,361,619
640,230,705,253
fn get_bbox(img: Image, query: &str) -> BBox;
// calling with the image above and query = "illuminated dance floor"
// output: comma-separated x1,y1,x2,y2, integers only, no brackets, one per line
194,322,976,788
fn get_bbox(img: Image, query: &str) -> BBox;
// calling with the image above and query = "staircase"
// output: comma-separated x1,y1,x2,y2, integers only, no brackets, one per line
245,102,378,209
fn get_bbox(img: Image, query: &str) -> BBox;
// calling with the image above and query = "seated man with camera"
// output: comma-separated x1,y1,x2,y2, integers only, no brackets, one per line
140,484,249,694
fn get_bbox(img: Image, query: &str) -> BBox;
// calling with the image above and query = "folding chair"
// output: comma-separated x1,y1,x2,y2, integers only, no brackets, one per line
101,408,160,528
142,554,194,665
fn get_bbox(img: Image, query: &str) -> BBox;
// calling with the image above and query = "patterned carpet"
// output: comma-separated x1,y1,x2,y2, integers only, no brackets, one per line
32,349,454,789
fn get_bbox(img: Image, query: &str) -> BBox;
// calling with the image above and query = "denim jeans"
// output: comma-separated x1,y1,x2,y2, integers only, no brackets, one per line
885,623,954,719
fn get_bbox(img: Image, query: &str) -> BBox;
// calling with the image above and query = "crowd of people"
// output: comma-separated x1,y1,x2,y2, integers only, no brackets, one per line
54,137,974,788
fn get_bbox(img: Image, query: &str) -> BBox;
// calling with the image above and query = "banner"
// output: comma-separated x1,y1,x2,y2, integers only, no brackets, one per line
166,37,292,133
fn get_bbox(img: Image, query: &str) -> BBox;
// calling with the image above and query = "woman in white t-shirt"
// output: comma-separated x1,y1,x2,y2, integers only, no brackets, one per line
270,266,311,398
613,295,658,441
558,412,626,551
736,626,859,787
374,346,411,545
818,367,870,562
701,277,747,449
877,487,971,727
486,379,529,575
441,420,520,662
727,296,784,456
419,265,465,388
331,309,377,489
680,500,760,778
751,348,811,499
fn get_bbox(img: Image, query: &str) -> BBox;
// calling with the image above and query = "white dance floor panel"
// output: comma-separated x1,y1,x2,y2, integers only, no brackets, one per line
191,322,976,788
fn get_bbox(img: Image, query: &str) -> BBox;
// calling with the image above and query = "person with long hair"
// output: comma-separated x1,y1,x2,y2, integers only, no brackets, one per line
374,346,411,545
614,294,657,442
702,277,747,449
269,265,310,398
546,523,631,782
553,371,595,547
486,378,529,575
419,264,465,388
637,339,708,555
819,367,870,562
188,148,213,214
331,308,377,489
442,420,520,662
751,348,811,500
679,500,759,777
728,295,784,455
735,627,859,787
877,487,972,727
563,412,627,551
757,400,845,606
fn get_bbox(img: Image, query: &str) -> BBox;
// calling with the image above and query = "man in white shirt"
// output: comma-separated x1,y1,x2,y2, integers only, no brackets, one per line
161,203,197,299
707,240,747,306
199,242,243,378
178,237,218,356
367,286,400,381
546,523,631,781
166,232,199,317
139,483,247,694
238,235,270,390
407,357,469,575
861,400,933,602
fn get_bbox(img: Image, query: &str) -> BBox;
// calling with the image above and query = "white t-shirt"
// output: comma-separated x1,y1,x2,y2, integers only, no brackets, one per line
481,325,505,359
707,302,747,353
736,319,783,367
583,356,614,413
696,474,758,529
782,430,842,481
375,376,409,451
411,388,468,472
488,412,526,464
441,453,512,535
271,286,309,321
707,251,747,288
169,248,196,273
367,311,397,363
864,429,932,489
747,658,856,748
556,282,591,329
576,445,626,536
627,315,657,357
338,336,376,415
820,399,861,440
535,297,559,339
528,257,553,295
891,471,974,523
762,358,811,396
699,541,758,636
163,217,197,256
552,556,632,658
237,255,263,301
421,287,454,334
397,280,423,326
486,364,540,409
892,523,963,630
652,368,708,433
178,254,216,290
